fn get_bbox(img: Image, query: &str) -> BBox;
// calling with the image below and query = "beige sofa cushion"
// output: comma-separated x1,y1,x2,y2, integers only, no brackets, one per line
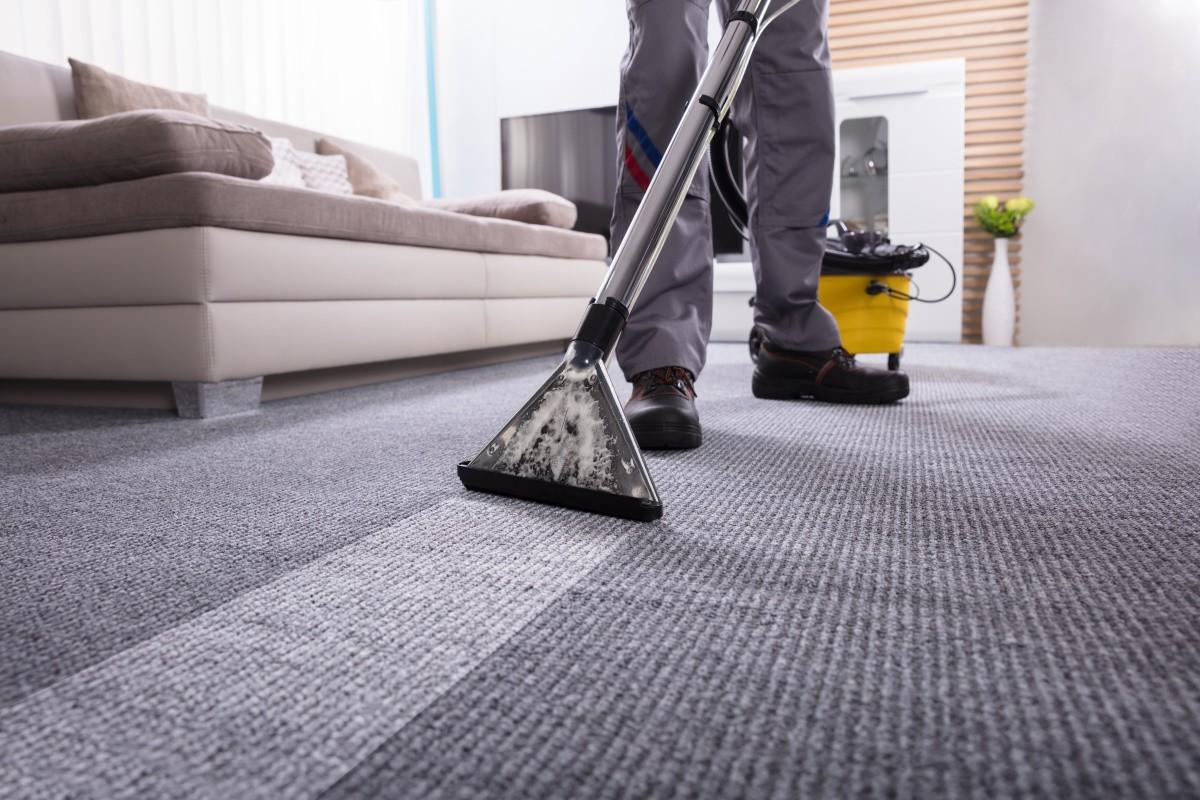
0,297,585,382
0,300,487,382
428,189,578,229
0,110,274,193
0,172,607,260
316,137,415,205
0,228,607,309
69,57,209,119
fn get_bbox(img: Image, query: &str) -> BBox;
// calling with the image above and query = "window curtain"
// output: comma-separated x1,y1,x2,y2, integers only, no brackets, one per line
0,0,432,194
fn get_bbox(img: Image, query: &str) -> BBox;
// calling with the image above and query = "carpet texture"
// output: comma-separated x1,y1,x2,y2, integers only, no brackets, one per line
1,344,1198,798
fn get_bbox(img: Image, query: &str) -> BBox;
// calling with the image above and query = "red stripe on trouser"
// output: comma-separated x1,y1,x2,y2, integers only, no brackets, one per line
623,144,651,190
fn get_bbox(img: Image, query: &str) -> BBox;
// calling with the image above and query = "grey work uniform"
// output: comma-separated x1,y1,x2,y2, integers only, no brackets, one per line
612,0,841,380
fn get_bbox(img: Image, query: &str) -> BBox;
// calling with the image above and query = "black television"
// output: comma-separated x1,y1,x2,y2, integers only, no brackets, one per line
500,106,746,256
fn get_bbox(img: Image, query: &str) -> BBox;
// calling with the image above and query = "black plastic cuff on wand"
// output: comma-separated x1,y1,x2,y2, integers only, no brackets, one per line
727,10,759,35
571,298,628,358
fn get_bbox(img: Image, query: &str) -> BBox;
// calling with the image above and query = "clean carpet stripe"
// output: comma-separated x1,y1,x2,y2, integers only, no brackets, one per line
0,356,560,708
0,497,630,799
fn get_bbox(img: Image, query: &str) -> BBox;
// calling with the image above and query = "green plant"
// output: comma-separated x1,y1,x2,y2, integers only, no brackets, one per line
973,195,1035,238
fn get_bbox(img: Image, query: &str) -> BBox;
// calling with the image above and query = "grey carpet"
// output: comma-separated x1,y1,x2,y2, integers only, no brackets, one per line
1,344,1198,799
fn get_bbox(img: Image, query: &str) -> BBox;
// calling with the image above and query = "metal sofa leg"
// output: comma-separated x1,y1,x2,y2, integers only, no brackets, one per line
172,377,263,419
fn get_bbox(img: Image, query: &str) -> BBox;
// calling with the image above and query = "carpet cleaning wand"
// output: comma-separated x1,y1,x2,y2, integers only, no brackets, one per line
458,0,801,521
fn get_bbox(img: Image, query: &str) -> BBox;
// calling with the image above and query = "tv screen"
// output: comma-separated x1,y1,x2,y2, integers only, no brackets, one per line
500,107,746,256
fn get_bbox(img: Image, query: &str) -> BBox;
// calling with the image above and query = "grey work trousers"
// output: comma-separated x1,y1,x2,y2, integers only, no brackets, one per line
612,0,841,380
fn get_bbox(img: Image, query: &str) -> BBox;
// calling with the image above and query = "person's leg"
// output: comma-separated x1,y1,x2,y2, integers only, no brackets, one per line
717,0,908,403
718,0,840,352
612,0,713,382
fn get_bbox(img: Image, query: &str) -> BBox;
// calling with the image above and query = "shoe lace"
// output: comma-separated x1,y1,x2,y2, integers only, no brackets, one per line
637,366,697,397
831,347,858,370
815,347,858,386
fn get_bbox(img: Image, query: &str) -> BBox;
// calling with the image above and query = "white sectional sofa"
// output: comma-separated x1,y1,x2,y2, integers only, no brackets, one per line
0,52,608,416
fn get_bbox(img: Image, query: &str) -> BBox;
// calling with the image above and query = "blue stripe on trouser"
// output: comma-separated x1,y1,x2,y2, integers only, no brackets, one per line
625,103,663,167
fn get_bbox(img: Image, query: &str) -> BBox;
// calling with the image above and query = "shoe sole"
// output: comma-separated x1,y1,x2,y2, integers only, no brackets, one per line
631,421,703,450
751,371,909,405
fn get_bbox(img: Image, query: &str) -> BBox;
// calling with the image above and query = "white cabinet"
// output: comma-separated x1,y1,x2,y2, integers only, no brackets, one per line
711,59,966,344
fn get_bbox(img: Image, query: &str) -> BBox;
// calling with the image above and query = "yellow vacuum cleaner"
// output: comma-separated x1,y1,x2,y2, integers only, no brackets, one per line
818,272,912,371
710,123,957,372
814,221,956,370
744,223,957,371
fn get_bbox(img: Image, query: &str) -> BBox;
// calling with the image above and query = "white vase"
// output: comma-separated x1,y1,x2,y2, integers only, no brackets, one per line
982,237,1014,346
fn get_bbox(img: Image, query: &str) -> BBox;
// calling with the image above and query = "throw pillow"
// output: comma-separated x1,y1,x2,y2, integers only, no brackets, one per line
426,189,578,229
0,110,273,193
260,137,307,188
69,57,209,119
293,149,354,196
315,138,416,205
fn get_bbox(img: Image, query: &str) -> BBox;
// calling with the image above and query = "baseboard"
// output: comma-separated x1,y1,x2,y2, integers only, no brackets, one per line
0,340,566,412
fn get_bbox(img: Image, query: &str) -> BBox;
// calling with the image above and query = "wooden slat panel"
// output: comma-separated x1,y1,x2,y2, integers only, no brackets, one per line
966,92,1026,109
965,157,1025,171
968,80,1028,97
829,6,1028,38
831,0,1027,22
966,143,1023,157
967,68,1027,85
966,56,1028,72
966,130,1023,144
831,24,1028,53
831,32,1028,62
966,118,1025,134
830,0,1029,341
966,104,1026,121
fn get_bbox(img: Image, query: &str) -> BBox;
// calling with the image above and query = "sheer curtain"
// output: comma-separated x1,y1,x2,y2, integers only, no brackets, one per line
0,0,432,194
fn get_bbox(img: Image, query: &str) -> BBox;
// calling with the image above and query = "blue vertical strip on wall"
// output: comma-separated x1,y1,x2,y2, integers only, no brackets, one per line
423,0,442,198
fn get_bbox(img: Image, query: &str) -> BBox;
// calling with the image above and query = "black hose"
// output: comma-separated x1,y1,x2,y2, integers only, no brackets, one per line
874,243,958,304
709,118,958,305
709,119,749,239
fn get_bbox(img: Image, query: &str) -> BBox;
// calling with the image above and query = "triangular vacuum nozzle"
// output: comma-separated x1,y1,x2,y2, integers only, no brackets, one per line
458,341,662,521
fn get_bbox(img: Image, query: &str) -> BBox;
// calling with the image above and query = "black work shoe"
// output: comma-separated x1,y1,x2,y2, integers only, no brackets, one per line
625,366,702,450
752,343,910,404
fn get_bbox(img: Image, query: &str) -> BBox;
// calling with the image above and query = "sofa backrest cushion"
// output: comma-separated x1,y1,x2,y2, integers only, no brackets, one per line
69,57,209,119
0,50,423,200
0,110,274,193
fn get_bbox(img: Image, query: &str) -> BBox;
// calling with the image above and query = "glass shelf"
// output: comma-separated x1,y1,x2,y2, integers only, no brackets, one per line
839,116,889,233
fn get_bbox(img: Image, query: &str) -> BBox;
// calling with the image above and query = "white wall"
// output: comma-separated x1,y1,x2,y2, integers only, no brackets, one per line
493,0,627,120
434,0,628,198
433,0,499,198
1020,0,1200,346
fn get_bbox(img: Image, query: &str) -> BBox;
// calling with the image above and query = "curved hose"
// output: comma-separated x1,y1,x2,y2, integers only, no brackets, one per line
710,0,816,230
871,243,959,304
709,118,749,238
708,101,960,306
762,0,805,31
